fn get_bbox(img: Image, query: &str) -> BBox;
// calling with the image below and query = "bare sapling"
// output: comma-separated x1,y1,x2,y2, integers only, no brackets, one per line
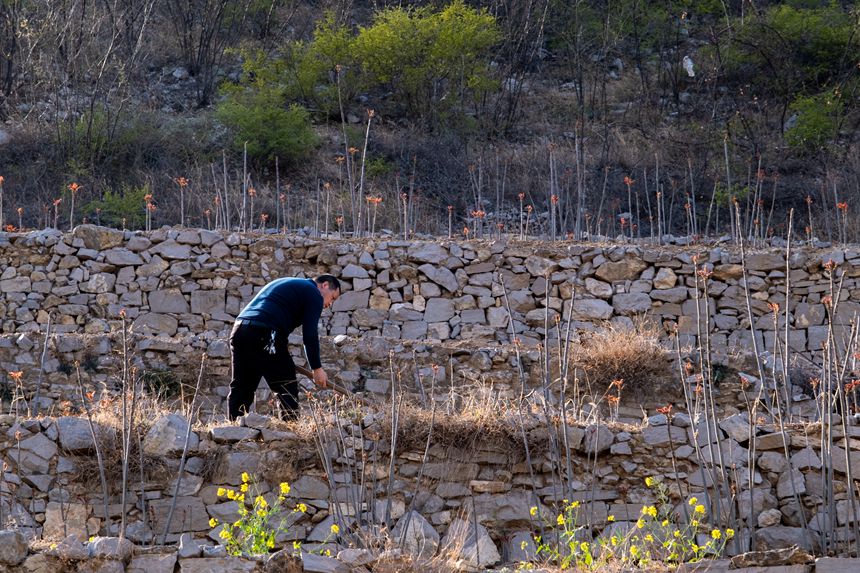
161,353,206,544
355,109,375,237
30,313,53,417
76,362,110,534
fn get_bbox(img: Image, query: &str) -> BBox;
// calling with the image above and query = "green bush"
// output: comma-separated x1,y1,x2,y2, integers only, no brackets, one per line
215,85,318,165
85,184,150,229
721,3,858,98
785,89,843,152
352,0,501,122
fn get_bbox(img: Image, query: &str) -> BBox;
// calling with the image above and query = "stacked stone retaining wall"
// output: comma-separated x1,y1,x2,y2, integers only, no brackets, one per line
1,226,858,413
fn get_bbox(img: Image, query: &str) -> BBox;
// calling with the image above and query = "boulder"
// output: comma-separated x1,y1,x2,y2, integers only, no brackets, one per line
179,557,257,572
45,534,89,560
612,292,652,315
72,225,125,250
88,536,135,562
440,517,500,569
0,530,28,565
755,526,818,553
127,553,177,573
595,258,647,281
57,416,105,452
407,243,449,264
418,264,458,292
391,510,440,560
653,267,678,289
144,413,198,456
301,553,350,573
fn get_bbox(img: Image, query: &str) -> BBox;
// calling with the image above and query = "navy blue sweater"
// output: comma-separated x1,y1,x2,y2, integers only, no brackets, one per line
238,278,324,369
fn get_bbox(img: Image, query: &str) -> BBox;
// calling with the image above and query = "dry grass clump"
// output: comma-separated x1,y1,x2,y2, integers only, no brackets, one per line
574,320,674,401
71,430,173,494
386,401,523,453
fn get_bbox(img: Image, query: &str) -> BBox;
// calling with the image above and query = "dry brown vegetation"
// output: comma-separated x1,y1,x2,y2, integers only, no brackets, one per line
574,320,674,402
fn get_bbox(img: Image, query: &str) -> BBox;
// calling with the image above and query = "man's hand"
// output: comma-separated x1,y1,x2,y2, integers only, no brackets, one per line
312,367,328,389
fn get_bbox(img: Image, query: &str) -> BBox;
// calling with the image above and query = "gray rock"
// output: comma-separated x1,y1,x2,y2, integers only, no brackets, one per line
132,312,179,336
341,263,369,279
524,257,558,277
127,553,177,573
307,515,352,542
213,452,261,485
440,517,500,569
179,557,258,572
88,536,135,562
595,258,647,281
336,548,375,567
473,489,544,527
43,501,90,541
16,432,57,472
331,290,369,312
584,278,613,298
0,530,28,565
391,510,439,560
209,426,260,444
77,559,126,573
776,469,806,499
718,412,752,443
177,532,202,558
649,286,688,303
570,298,613,320
291,476,330,500
791,446,821,470
57,416,104,452
46,534,89,560
73,225,125,250
407,243,449,264
1,276,31,292
150,239,191,259
105,248,144,266
148,497,210,534
191,289,226,314
745,253,785,271
82,273,117,294
144,413,198,456
814,558,860,573
582,424,614,454
264,550,302,573
653,267,677,289
301,552,349,573
642,425,686,446
149,289,190,313
612,292,652,315
737,488,778,523
757,508,782,528
20,554,66,573
758,451,789,473
424,298,456,323
754,525,818,553
418,264,458,292
504,530,537,563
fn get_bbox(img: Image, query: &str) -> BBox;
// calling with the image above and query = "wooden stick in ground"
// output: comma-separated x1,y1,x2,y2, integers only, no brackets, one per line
294,364,375,406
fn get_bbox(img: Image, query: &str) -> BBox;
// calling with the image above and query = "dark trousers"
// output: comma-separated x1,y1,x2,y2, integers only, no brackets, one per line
228,321,298,420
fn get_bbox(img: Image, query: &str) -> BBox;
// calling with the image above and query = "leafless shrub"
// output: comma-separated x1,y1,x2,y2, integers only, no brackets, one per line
574,320,674,401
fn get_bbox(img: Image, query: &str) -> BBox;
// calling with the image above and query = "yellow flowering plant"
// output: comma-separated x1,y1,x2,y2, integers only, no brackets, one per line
533,499,598,569
525,477,736,570
209,472,305,556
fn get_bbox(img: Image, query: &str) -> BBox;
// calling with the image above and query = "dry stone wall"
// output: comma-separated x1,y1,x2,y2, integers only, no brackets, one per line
1,226,859,411
0,409,858,572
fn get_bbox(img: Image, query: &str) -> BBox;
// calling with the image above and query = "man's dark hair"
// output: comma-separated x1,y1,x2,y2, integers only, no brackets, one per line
315,274,341,292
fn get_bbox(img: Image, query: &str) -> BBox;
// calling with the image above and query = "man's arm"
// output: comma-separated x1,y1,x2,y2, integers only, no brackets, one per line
301,299,327,388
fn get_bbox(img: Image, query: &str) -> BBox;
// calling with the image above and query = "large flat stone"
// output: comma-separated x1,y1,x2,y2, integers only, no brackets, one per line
815,558,860,573
179,557,257,572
